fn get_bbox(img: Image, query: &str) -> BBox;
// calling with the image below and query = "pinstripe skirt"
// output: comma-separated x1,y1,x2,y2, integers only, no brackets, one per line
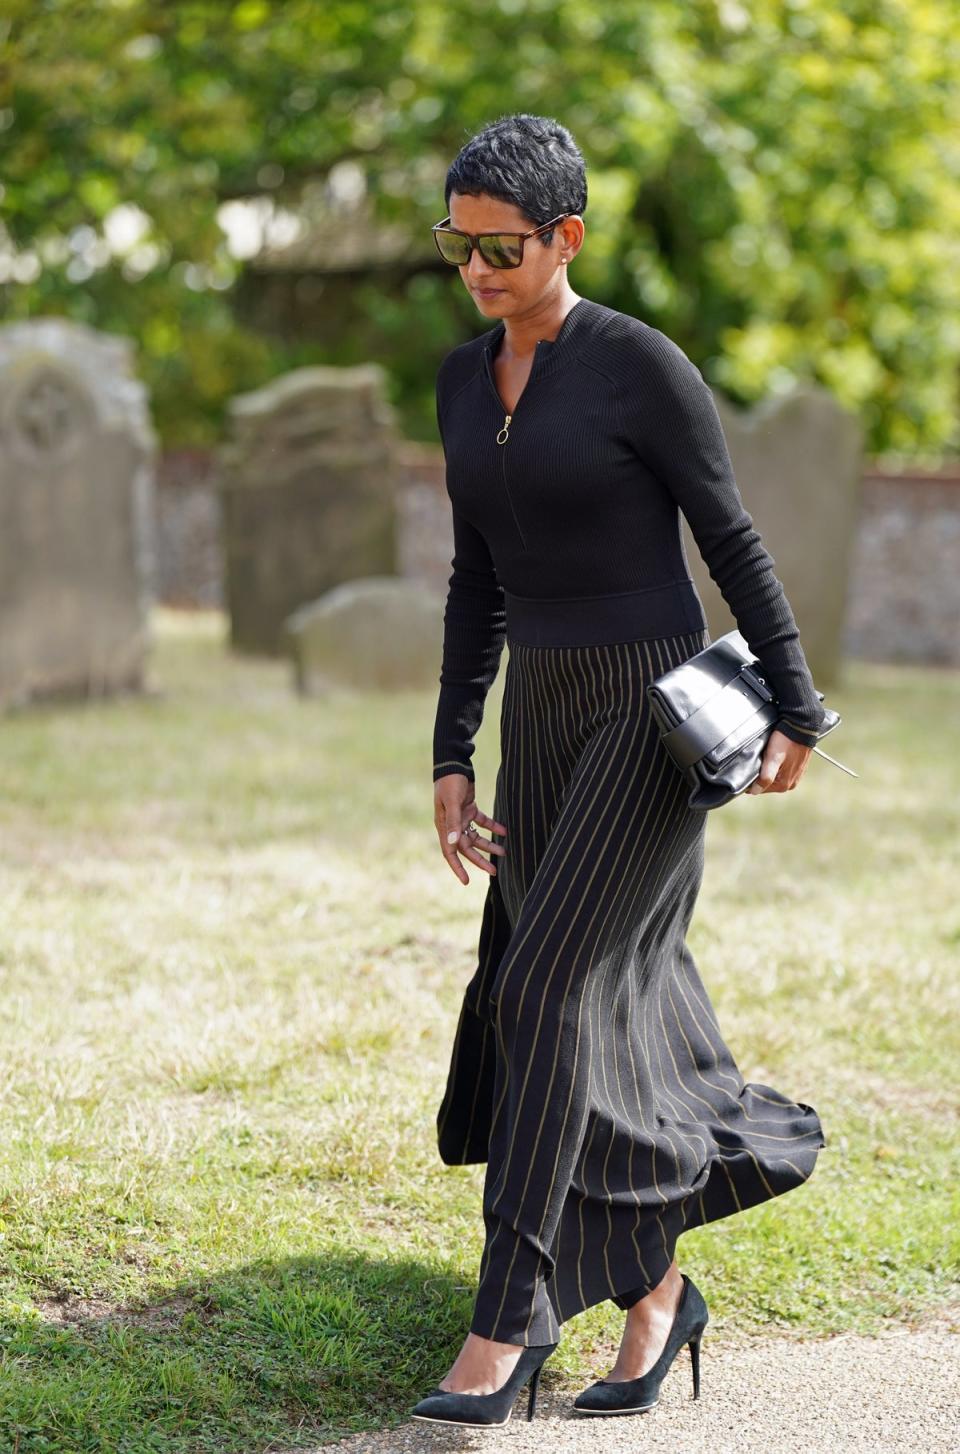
435,622,827,1347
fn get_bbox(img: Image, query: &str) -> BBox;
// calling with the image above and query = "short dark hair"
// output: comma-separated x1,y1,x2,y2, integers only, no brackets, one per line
444,113,588,248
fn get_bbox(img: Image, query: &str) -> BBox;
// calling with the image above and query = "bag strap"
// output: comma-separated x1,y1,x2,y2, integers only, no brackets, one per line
659,669,770,768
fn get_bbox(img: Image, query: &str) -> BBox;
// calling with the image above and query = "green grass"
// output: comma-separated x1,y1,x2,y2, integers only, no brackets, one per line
0,608,958,1451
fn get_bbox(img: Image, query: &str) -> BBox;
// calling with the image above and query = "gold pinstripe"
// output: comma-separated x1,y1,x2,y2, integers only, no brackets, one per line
673,954,744,1094
620,926,656,1286
665,976,778,1198
778,1158,806,1179
575,1113,602,1310
460,1023,490,1150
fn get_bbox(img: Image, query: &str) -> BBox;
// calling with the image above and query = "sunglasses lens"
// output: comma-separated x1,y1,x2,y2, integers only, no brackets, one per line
435,231,471,265
480,234,522,268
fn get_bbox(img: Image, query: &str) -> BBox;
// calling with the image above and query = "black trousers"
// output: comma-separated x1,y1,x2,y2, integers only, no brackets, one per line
436,623,826,1346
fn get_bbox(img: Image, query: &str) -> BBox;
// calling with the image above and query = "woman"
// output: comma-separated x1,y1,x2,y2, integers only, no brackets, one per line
413,113,827,1427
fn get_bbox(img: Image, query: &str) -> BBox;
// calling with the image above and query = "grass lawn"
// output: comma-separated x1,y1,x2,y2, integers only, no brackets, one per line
1,607,958,1451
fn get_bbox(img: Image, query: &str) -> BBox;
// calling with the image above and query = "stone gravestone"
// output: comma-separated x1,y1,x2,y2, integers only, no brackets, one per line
219,364,401,655
0,319,156,711
284,575,445,694
686,383,863,687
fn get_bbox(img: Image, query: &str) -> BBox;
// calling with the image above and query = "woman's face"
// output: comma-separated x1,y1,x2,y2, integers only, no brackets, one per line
447,191,580,320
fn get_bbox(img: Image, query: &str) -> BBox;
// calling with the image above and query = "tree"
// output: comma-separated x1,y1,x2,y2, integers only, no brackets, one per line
2,0,958,455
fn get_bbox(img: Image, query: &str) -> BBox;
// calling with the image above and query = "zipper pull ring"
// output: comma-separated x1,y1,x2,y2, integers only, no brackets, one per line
496,413,511,445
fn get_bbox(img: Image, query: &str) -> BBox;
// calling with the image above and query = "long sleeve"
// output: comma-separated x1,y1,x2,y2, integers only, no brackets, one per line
624,330,828,748
432,387,507,783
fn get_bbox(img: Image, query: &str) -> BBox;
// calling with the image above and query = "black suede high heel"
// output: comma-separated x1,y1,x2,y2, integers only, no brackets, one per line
572,1272,708,1415
410,1339,559,1427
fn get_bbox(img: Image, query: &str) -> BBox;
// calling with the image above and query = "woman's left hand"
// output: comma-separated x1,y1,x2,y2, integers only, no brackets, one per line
745,729,813,794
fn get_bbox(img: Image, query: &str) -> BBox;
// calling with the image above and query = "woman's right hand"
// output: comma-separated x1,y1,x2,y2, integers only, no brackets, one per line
434,773,508,886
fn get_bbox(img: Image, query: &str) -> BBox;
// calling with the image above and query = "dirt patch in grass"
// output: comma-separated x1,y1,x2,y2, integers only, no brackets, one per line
34,1289,217,1330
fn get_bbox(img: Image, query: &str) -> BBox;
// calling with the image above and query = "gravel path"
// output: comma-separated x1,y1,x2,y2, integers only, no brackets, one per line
314,1313,960,1454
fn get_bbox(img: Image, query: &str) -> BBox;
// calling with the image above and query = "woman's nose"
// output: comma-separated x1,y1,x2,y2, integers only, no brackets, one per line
465,252,497,283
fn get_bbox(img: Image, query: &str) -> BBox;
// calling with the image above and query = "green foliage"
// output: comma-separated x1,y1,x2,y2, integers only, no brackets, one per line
1,0,958,454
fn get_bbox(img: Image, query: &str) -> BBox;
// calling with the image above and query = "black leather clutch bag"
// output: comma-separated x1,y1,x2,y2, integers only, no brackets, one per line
645,628,856,811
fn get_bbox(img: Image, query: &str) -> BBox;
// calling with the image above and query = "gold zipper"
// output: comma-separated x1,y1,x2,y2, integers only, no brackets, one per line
496,413,512,444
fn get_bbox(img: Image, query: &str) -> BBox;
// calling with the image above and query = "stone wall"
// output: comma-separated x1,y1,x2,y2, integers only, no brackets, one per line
155,448,224,608
842,469,960,665
153,443,960,667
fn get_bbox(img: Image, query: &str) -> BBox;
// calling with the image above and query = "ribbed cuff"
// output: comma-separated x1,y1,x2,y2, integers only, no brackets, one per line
433,759,475,783
773,716,822,750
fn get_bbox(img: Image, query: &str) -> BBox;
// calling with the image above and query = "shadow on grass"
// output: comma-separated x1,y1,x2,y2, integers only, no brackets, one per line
1,1252,484,1453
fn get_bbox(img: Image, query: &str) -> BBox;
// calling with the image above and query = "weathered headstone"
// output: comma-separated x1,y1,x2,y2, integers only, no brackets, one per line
284,575,445,693
0,319,156,711
219,364,402,655
688,383,863,686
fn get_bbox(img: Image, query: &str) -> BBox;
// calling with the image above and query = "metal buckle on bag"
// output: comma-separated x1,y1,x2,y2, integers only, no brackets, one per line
737,661,775,702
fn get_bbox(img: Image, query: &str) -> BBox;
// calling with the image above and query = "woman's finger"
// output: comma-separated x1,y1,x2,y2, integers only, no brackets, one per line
456,831,499,875
436,797,469,882
440,831,498,882
469,806,509,836
442,804,466,845
441,830,470,884
746,738,785,793
459,825,507,859
457,818,500,868
746,740,811,793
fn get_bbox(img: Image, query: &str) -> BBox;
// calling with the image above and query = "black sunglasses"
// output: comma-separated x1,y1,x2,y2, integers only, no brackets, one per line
431,212,572,269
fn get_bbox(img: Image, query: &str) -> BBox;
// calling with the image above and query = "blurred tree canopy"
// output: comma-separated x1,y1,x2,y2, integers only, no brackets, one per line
1,0,958,456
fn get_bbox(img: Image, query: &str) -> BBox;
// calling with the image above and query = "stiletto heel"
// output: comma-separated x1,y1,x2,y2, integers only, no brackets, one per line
689,1331,702,1399
526,1359,544,1420
410,1338,559,1428
572,1272,709,1416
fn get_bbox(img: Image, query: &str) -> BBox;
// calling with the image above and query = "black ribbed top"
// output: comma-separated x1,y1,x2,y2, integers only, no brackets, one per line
432,296,828,783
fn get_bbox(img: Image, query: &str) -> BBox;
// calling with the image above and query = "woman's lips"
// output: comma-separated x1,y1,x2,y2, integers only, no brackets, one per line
476,288,504,299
